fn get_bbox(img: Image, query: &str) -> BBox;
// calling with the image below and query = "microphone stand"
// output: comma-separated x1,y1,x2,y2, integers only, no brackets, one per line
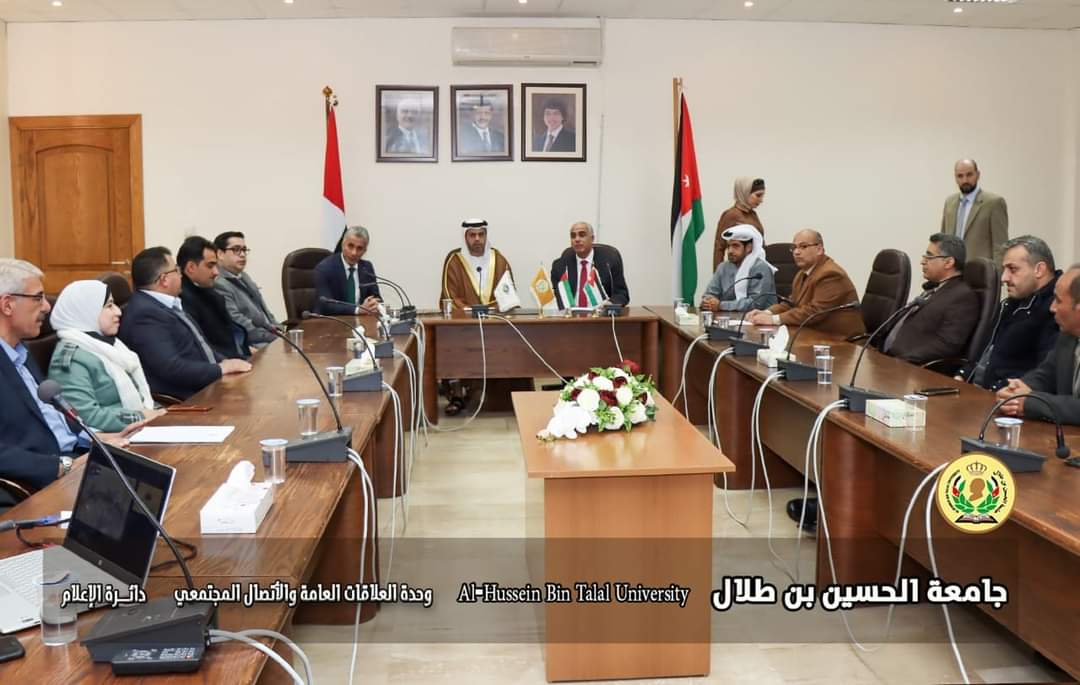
776,302,860,381
376,276,416,319
304,310,393,359
259,325,354,460
321,295,411,335
837,301,918,412
601,263,624,315
960,392,1069,472
469,266,490,318
704,273,764,342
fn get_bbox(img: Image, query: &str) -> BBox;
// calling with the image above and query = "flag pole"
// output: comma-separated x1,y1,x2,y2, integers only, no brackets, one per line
323,85,334,118
672,77,683,159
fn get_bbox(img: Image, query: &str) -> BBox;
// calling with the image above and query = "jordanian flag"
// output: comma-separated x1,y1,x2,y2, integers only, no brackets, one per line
323,93,347,248
670,94,705,303
558,269,602,309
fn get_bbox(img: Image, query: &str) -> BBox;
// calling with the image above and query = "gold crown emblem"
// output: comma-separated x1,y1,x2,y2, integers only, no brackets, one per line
965,462,988,476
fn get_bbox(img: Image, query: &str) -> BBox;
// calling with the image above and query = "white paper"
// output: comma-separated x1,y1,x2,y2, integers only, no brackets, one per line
130,425,235,444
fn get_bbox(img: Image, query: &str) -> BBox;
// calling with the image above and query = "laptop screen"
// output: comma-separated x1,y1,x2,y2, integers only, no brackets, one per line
63,443,176,588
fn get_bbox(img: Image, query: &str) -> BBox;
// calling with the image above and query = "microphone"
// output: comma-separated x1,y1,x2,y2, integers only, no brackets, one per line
469,266,490,318
733,291,795,336
837,300,919,412
258,324,354,460
302,311,392,359
959,392,1070,472
775,301,860,382
704,273,764,341
36,380,196,590
376,276,416,316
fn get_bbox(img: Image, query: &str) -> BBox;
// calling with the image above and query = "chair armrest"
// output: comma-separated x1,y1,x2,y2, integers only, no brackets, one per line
920,357,968,377
152,393,183,407
845,333,870,343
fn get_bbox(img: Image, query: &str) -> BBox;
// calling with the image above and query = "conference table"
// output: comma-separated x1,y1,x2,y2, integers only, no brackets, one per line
649,306,1080,681
0,316,415,684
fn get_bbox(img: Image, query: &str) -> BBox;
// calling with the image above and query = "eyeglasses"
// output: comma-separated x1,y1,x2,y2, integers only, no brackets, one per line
224,247,251,255
7,292,47,303
790,242,821,253
921,253,950,261
157,267,180,279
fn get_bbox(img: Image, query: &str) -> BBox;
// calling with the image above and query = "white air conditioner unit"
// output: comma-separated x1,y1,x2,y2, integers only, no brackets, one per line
451,27,603,67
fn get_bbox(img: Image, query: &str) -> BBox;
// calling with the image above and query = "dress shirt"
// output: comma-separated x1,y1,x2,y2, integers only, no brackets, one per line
956,187,980,240
543,126,563,152
341,254,362,306
576,249,596,302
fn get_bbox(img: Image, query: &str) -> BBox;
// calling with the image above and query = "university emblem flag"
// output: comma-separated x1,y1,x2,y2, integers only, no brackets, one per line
530,266,559,315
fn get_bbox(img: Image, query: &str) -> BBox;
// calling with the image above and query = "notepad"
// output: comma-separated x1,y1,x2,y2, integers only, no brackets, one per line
129,426,235,444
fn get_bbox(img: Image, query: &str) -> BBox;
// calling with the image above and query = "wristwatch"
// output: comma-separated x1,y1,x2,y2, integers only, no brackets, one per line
59,456,73,477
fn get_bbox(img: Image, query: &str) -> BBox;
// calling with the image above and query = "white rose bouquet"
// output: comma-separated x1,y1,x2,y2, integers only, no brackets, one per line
537,359,658,441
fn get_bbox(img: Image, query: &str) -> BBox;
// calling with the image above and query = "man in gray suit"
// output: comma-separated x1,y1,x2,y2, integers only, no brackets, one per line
996,263,1080,425
213,231,281,348
941,159,1008,261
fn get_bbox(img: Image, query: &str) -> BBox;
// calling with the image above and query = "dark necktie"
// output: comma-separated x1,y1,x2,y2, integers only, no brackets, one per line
545,133,555,152
346,266,357,305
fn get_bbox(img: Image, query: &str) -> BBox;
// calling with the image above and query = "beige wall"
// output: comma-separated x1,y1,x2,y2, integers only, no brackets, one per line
0,20,12,258
4,18,1078,309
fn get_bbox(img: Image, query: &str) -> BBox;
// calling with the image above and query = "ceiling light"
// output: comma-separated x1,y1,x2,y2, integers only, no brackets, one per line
519,0,528,4
954,6,963,12
284,0,294,4
51,0,62,6
744,0,754,6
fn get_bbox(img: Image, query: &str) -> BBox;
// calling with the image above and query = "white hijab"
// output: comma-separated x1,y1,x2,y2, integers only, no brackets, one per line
50,280,155,411
721,224,776,300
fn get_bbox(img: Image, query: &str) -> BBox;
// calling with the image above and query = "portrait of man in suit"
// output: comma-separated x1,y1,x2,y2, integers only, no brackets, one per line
522,84,586,162
452,86,512,161
377,86,438,162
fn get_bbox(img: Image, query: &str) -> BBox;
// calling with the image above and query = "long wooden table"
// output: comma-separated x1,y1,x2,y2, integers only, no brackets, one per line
420,309,659,423
514,391,733,682
0,317,415,683
650,306,1080,680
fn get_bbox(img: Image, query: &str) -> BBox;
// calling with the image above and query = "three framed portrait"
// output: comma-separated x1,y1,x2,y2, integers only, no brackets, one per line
375,82,586,163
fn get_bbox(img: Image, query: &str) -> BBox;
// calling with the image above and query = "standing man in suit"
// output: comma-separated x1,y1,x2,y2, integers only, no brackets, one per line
384,98,428,155
119,247,250,400
551,221,630,309
996,263,1080,425
941,159,1008,261
0,259,137,496
178,236,250,360
214,230,281,349
746,229,865,337
532,99,575,153
313,225,382,316
878,233,979,365
457,96,505,156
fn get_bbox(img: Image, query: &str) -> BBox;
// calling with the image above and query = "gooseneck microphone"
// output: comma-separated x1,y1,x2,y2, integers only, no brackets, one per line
775,301,860,381
259,324,345,433
303,310,386,355
976,393,1069,459
733,290,795,335
704,274,763,341
36,380,196,590
837,300,920,412
377,276,414,308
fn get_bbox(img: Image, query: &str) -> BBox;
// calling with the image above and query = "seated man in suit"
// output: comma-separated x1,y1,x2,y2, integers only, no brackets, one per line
996,263,1080,425
533,99,575,153
700,224,777,312
440,219,518,312
119,247,251,400
551,221,630,308
313,225,382,316
178,236,250,360
877,233,979,365
746,229,865,337
0,259,137,499
963,235,1060,390
214,230,281,349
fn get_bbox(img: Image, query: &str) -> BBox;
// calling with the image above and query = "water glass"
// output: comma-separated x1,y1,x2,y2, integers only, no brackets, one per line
815,355,834,385
326,366,345,397
260,438,288,484
758,328,775,345
441,299,454,318
673,298,686,311
287,328,304,350
994,417,1023,448
813,344,831,358
716,316,731,329
700,310,714,329
296,398,320,437
35,571,78,645
903,394,927,429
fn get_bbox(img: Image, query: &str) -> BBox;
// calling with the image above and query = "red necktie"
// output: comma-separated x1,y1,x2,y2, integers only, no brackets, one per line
578,260,588,307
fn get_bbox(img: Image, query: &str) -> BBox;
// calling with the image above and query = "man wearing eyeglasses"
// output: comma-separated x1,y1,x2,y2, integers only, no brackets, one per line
876,233,978,365
745,229,864,337
0,259,142,499
214,231,281,348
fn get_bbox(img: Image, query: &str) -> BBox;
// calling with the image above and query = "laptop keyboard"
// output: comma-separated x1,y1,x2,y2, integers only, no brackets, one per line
0,549,45,607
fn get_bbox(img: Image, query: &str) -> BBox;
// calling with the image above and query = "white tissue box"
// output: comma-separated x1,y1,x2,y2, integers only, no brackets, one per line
756,349,795,368
199,481,274,534
676,310,698,326
866,399,917,428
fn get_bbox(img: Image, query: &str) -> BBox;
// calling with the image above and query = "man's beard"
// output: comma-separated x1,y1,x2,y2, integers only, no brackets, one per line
959,183,976,194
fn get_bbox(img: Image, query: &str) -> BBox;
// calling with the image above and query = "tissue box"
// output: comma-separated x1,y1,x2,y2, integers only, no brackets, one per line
756,348,795,368
866,399,915,428
675,309,698,326
200,481,274,534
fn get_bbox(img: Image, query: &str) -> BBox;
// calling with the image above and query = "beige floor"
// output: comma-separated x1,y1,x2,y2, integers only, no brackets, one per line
290,412,1070,684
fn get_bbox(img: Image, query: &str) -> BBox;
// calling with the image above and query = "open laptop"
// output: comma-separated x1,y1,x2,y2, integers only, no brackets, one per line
0,442,176,633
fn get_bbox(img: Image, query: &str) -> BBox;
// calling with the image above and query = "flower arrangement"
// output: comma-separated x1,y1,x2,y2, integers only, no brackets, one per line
537,360,658,441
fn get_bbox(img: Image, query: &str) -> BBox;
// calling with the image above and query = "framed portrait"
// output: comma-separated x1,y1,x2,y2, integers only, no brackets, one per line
451,84,513,162
376,85,438,163
521,83,586,162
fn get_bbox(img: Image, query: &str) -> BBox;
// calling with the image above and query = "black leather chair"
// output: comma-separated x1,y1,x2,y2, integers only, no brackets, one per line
96,271,133,307
764,243,797,299
25,295,58,373
859,249,912,336
281,247,331,323
922,257,1001,376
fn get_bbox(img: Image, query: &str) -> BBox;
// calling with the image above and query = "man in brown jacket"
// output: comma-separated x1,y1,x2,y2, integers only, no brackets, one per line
941,159,1008,262
746,229,865,337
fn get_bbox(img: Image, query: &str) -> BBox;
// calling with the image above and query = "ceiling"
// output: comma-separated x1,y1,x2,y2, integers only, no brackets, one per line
2,0,1080,30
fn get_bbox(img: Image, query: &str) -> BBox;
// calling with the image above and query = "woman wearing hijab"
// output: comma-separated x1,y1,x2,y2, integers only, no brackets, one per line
713,177,766,271
48,280,165,432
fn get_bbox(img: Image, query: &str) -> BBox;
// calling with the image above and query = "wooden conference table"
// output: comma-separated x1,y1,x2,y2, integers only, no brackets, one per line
0,317,414,684
650,306,1080,680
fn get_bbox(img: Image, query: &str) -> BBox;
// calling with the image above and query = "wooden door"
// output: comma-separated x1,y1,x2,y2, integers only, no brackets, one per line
9,114,144,293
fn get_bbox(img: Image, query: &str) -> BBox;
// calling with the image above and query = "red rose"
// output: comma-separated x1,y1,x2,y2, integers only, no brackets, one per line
638,393,648,403
622,359,641,375
599,390,617,406
587,371,599,380
570,388,581,400
612,376,628,388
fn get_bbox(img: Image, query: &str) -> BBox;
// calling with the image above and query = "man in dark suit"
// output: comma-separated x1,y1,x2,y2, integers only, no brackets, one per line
314,225,382,316
178,236,249,360
878,233,979,365
532,99,576,153
384,98,429,155
551,221,629,308
997,264,1080,425
0,258,137,499
119,247,250,400
457,98,505,156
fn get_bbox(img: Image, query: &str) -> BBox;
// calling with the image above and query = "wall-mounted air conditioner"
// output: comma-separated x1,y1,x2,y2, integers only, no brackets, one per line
451,27,603,67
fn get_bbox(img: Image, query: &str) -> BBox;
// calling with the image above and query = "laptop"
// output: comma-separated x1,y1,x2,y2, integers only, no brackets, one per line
0,442,176,633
